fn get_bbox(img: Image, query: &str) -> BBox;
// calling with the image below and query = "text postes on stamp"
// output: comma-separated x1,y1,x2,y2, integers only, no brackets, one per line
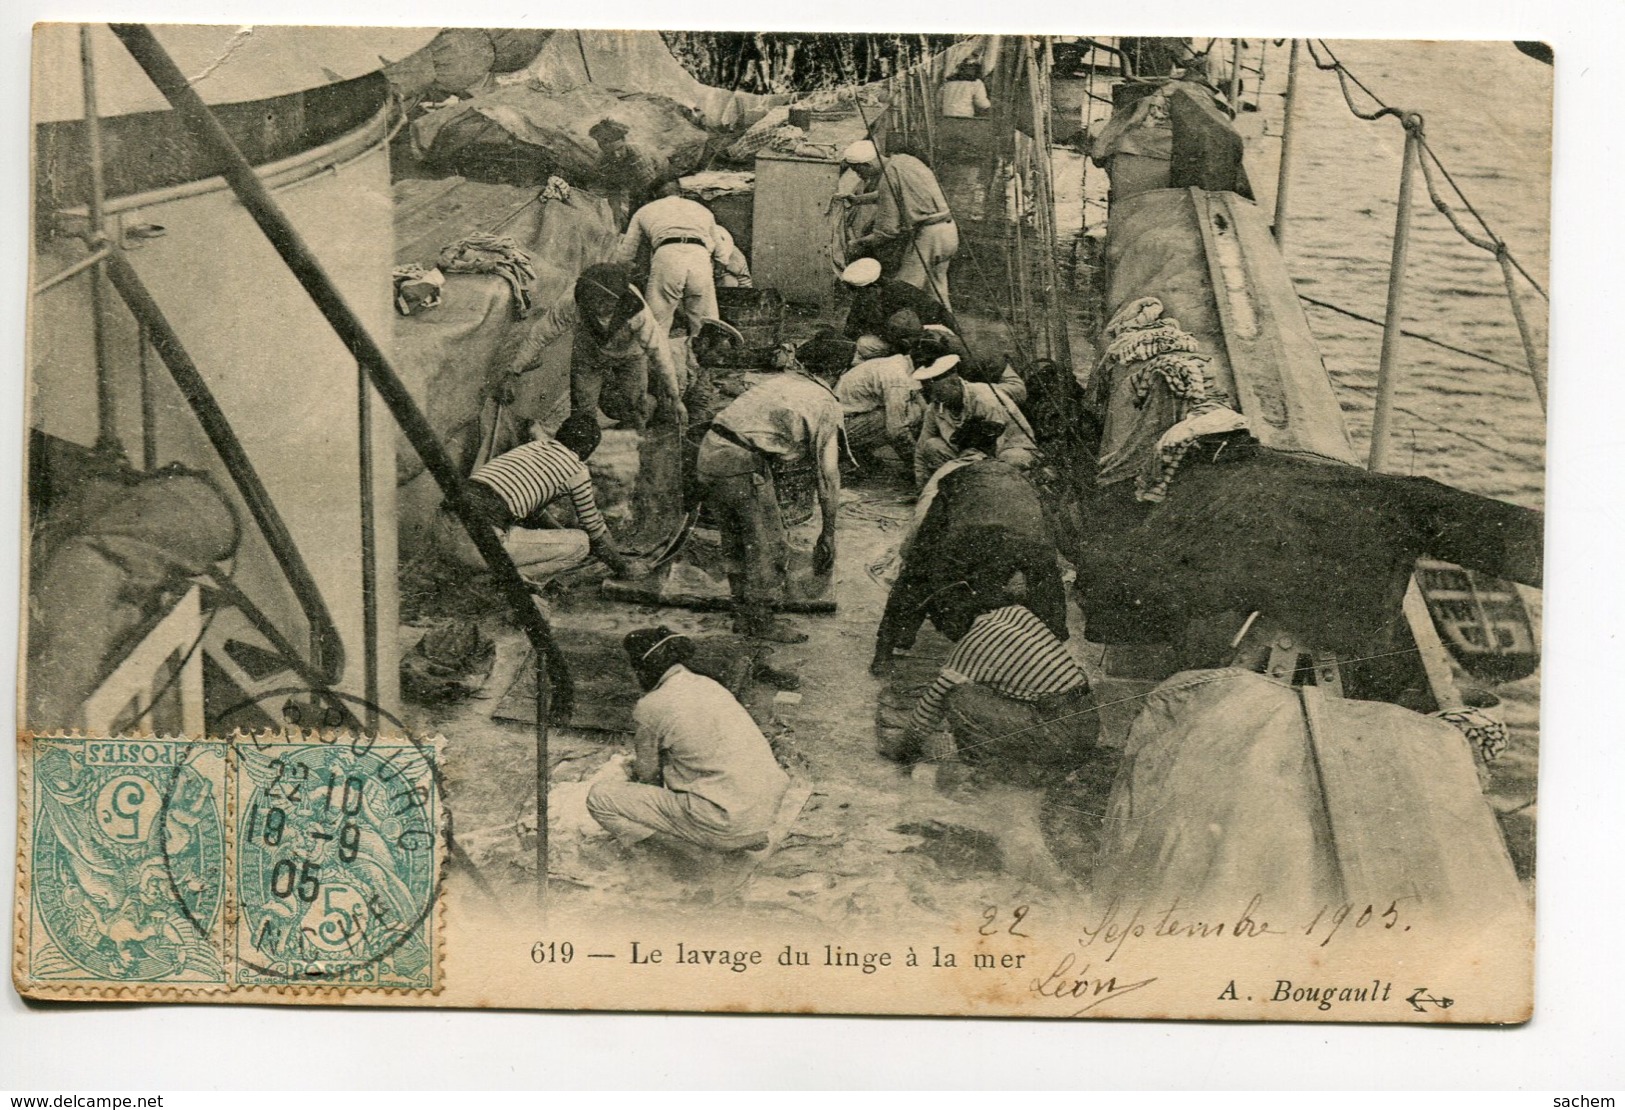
231,733,441,990
16,731,446,1000
25,736,228,988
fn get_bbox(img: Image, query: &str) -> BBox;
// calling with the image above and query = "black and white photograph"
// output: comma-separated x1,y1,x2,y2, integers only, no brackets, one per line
15,23,1552,1023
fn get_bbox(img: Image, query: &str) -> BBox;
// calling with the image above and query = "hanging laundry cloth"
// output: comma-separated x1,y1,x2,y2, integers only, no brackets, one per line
1092,296,1240,501
1139,404,1250,503
1104,316,1197,367
438,233,538,317
540,175,573,203
1432,705,1511,765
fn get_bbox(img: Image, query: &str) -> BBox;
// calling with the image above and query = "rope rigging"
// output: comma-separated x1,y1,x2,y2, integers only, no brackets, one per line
1297,294,1529,376
834,52,1039,371
1305,39,1548,302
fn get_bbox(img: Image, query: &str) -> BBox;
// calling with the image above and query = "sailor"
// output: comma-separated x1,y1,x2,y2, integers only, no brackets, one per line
835,163,878,249
873,417,1068,673
711,225,753,289
442,413,635,586
590,118,667,229
940,59,992,118
614,184,751,337
502,262,686,430
871,308,927,366
903,415,993,558
587,627,790,853
839,257,957,357
839,139,959,310
890,593,1097,771
912,352,1037,489
836,341,924,469
909,328,1029,404
696,329,847,643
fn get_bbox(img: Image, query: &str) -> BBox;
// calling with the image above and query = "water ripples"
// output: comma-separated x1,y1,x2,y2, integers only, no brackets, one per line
1272,40,1550,506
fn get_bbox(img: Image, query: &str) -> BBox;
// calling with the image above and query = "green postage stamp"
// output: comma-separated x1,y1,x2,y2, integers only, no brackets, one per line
17,732,445,998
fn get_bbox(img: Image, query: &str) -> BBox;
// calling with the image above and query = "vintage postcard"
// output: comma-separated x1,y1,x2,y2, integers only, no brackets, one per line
16,26,1547,1020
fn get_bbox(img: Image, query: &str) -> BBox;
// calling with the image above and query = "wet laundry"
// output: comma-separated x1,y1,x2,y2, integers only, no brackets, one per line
438,232,539,316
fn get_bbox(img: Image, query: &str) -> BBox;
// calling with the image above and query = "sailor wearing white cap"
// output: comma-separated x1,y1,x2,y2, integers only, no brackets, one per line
839,257,959,359
841,257,882,286
911,353,1037,489
841,139,879,166
912,352,961,381
839,139,959,310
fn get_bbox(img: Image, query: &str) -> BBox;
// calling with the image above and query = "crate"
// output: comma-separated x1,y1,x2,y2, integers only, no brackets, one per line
707,286,787,369
752,153,842,308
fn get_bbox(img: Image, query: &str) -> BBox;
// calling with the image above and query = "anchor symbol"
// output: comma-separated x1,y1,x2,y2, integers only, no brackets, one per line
1406,987,1455,1012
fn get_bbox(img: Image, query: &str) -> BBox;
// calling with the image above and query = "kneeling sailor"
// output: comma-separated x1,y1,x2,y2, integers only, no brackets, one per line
588,627,790,853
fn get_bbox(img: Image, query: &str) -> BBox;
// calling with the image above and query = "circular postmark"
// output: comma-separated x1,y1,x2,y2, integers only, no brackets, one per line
32,737,227,983
162,687,447,990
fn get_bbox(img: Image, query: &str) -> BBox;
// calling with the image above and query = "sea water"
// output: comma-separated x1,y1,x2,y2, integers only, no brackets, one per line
1269,38,1549,509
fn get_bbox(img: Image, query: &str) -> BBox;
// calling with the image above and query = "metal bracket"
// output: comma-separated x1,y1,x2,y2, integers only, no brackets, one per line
1264,632,1344,697
1310,650,1344,698
1265,632,1300,681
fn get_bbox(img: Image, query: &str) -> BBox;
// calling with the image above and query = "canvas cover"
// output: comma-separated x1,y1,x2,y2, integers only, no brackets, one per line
384,28,559,102
391,178,619,546
1096,668,1527,924
508,29,782,131
411,83,712,187
1097,187,1356,489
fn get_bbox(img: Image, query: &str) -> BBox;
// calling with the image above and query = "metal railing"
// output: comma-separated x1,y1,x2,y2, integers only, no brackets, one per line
106,23,571,907
1274,39,1551,472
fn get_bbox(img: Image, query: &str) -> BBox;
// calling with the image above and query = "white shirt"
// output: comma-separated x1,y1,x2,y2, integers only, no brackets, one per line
634,666,789,830
940,78,991,118
616,196,710,253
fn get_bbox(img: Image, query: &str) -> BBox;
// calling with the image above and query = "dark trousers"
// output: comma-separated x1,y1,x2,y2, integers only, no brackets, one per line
944,684,1098,770
572,337,650,428
700,468,789,626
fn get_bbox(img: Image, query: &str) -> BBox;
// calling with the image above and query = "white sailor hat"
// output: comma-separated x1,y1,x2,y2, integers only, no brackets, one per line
840,257,882,287
911,353,961,381
841,139,879,165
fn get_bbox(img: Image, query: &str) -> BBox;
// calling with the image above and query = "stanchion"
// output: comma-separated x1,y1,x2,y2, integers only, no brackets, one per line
1273,39,1302,246
1498,246,1548,411
1229,38,1243,109
80,27,120,458
1368,113,1424,473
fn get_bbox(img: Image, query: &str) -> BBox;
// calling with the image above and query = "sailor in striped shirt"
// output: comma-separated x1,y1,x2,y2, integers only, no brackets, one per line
442,413,632,584
897,601,1098,771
